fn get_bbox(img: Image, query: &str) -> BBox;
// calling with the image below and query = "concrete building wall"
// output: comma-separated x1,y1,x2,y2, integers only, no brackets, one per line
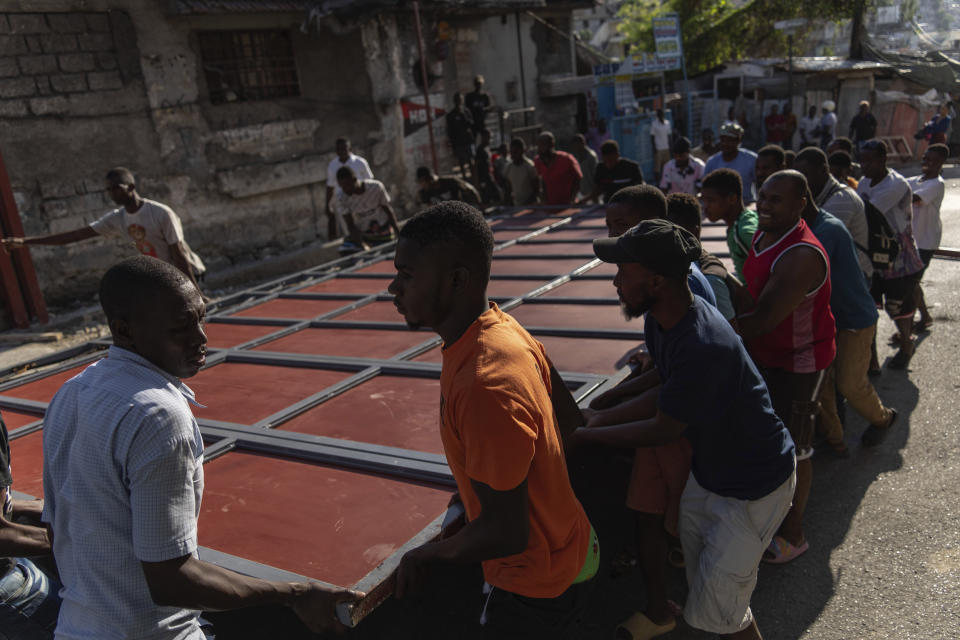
0,2,584,308
441,12,581,149
0,1,386,305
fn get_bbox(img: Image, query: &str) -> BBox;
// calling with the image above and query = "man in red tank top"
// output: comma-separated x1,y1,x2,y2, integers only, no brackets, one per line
739,170,836,565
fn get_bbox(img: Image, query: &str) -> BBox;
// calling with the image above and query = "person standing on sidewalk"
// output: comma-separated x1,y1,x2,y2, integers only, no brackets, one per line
534,132,582,206
848,101,877,155
907,143,947,332
650,110,673,181
857,140,925,370
446,92,475,180
704,123,759,204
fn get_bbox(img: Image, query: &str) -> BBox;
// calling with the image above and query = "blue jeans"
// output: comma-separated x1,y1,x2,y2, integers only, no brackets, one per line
0,558,61,640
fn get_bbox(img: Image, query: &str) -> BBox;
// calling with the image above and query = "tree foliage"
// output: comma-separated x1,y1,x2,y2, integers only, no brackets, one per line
617,0,878,74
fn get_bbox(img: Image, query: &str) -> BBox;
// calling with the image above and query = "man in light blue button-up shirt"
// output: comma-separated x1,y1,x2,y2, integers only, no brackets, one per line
42,256,356,639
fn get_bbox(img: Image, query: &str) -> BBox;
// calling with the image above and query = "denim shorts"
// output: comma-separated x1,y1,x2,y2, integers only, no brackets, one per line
0,557,61,639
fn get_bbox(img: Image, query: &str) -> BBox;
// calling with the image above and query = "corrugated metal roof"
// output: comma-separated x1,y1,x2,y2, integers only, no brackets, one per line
783,57,892,73
729,56,892,74
172,0,312,13
171,0,587,15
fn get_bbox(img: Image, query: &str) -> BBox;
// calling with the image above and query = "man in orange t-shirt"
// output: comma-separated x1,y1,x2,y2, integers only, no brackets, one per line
390,201,598,637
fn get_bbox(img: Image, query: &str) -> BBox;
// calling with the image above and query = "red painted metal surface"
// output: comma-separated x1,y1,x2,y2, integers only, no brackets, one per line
488,216,554,229
538,335,640,375
351,261,398,275
8,431,43,498
0,148,47,324
490,258,591,276
198,452,451,585
253,328,429,360
2,409,42,430
496,242,595,257
189,363,352,425
412,346,441,364
510,302,630,330
298,279,390,295
231,298,352,320
542,228,605,240
414,327,644,372
493,230,535,242
277,375,443,454
3,363,94,403
586,261,618,276
337,301,404,324
541,279,617,299
487,279,549,298
204,323,284,349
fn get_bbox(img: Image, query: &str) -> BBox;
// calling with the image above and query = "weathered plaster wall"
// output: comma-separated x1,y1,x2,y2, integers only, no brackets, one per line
439,12,580,149
0,1,383,305
0,2,583,308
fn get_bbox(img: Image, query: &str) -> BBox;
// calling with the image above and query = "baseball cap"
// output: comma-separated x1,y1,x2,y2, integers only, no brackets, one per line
719,122,744,138
593,219,702,277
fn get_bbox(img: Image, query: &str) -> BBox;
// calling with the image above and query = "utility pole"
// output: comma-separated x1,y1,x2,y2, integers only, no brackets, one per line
412,1,438,174
788,33,794,100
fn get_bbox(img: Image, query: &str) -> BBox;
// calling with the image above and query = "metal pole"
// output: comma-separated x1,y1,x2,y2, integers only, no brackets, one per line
788,34,794,103
516,11,529,126
412,1,438,174
682,53,693,142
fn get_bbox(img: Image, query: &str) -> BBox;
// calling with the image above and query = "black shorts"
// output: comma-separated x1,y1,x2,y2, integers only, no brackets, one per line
870,273,921,320
918,249,935,276
761,368,827,461
480,579,594,640
454,145,474,165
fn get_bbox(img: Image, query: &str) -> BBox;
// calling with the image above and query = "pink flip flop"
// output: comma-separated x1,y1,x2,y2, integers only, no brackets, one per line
762,535,809,564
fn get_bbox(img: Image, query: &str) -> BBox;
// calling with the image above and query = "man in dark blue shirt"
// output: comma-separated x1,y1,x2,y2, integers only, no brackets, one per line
572,219,795,640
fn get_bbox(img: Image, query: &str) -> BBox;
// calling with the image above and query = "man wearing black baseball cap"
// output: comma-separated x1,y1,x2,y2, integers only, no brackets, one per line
574,219,796,640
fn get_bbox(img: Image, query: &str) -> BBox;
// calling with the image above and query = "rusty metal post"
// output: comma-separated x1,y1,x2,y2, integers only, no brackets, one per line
412,1,439,175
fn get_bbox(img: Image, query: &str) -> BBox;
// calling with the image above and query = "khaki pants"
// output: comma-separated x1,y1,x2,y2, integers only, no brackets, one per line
819,323,890,446
655,148,671,176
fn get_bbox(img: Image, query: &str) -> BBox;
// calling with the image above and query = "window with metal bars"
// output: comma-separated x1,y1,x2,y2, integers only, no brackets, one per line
198,30,300,104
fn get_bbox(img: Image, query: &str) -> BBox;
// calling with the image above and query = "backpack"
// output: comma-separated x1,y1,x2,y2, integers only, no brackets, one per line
855,199,900,270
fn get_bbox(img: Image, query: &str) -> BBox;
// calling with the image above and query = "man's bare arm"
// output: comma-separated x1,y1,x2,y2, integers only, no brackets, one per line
737,246,826,341
589,365,661,410
325,186,338,239
168,242,200,290
584,384,659,429
141,555,358,633
395,479,529,599
573,408,686,449
3,226,98,248
0,488,51,556
382,204,401,235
